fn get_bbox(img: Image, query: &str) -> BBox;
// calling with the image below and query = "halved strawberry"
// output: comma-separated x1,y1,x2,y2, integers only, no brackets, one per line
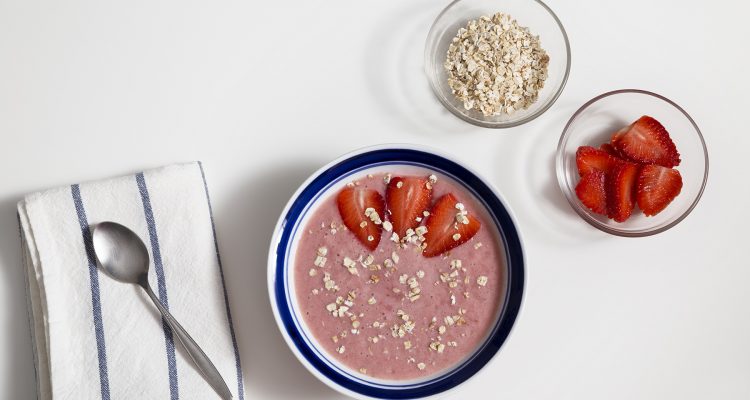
337,186,386,250
575,171,607,215
600,143,618,156
611,116,681,167
422,193,480,258
606,162,640,222
636,165,683,216
386,176,432,237
576,146,620,176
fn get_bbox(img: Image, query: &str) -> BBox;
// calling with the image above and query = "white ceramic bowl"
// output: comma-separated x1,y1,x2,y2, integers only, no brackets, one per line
267,144,525,399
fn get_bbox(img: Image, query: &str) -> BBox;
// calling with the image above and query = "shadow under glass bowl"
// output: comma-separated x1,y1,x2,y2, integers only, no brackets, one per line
556,89,709,237
425,0,570,129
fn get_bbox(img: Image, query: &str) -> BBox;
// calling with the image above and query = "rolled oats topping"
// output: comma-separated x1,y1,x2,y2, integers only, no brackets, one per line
343,257,359,275
323,272,338,291
382,220,393,232
444,12,549,116
314,247,328,267
364,207,383,225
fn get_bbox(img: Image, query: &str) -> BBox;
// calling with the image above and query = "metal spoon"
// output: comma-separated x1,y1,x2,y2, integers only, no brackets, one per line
92,221,233,400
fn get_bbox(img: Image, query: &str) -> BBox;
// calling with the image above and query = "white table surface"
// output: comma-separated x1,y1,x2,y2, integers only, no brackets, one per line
1,0,748,398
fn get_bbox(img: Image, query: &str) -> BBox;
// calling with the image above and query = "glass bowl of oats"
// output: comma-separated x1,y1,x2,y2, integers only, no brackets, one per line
425,0,570,128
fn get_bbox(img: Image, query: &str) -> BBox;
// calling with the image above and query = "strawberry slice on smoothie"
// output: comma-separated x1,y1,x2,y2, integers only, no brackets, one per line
422,193,481,257
385,176,432,237
337,186,386,250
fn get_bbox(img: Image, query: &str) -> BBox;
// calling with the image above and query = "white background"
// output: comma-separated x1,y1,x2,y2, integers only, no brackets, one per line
1,0,749,399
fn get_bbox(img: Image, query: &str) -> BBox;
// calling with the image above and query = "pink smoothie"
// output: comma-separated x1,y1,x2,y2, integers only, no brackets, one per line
293,167,506,381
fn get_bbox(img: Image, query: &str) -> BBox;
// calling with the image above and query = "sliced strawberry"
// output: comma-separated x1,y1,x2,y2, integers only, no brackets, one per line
611,116,681,167
576,146,620,176
337,186,385,250
636,165,683,216
606,162,640,222
422,194,480,258
600,143,618,156
575,171,607,215
385,176,432,237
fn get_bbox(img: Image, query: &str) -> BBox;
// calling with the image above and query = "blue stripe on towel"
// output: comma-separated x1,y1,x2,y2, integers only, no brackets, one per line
136,173,179,400
198,161,245,399
71,184,111,400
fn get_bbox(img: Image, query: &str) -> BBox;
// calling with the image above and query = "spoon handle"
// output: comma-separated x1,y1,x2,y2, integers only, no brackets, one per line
143,283,233,400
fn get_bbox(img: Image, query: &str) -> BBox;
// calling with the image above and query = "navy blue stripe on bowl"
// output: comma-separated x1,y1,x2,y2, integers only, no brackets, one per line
272,148,524,399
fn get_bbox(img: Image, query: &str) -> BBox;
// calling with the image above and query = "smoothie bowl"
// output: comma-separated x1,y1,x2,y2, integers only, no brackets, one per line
268,145,524,399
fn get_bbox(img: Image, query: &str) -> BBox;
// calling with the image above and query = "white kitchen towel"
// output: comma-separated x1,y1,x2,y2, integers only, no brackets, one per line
18,162,245,400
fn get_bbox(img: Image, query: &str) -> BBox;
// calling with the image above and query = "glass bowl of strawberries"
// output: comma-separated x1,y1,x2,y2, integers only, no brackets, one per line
556,89,709,237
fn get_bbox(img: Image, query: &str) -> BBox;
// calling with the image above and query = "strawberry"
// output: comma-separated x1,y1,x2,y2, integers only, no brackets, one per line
576,146,620,176
337,186,386,250
636,165,683,216
600,143,619,156
386,176,432,237
611,116,681,167
606,162,640,222
575,171,607,215
422,193,480,258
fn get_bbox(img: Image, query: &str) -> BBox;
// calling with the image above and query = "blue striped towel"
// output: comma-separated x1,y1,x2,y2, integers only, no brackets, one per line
18,162,245,399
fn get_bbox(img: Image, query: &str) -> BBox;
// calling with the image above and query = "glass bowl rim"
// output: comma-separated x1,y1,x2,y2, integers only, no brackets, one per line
555,88,710,237
424,0,572,129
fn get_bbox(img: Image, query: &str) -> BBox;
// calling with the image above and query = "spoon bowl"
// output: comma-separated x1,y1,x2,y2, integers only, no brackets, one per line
92,222,150,285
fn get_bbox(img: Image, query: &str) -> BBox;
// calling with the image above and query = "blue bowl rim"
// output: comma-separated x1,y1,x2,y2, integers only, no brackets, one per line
267,144,525,399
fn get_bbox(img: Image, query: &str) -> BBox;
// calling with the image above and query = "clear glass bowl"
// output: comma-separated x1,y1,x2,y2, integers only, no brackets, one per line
424,0,570,128
556,89,709,237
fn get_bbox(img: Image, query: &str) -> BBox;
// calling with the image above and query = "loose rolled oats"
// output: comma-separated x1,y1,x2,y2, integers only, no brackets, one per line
444,13,549,116
343,257,359,275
